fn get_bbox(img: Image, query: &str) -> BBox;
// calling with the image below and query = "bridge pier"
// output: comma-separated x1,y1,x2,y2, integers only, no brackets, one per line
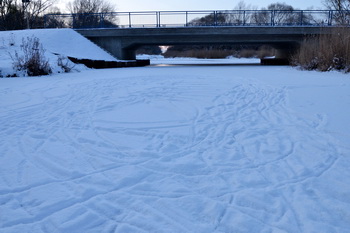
88,37,136,60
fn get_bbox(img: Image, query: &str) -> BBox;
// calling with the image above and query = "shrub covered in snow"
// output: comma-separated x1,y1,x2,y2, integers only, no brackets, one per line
0,35,81,78
57,55,75,73
12,36,52,76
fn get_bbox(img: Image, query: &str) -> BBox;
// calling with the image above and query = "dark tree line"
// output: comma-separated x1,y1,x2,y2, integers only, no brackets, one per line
0,0,116,30
66,0,117,28
0,0,52,30
1,0,26,30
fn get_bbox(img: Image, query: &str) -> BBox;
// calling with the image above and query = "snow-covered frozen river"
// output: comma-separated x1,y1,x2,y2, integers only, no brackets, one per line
1,61,350,232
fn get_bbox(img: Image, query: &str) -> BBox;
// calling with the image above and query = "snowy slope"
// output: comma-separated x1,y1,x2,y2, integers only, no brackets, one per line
1,28,117,60
0,62,350,232
0,29,117,77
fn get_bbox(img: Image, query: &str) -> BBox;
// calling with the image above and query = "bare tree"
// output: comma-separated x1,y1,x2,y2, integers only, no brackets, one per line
225,1,257,25
67,0,117,28
0,0,53,30
323,0,350,24
26,0,53,28
44,6,67,28
190,1,258,26
267,3,298,25
0,0,24,30
188,13,226,26
324,0,350,10
251,2,297,25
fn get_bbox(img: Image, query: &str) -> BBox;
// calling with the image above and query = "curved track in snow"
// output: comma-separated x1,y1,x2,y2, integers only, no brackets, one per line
0,65,349,232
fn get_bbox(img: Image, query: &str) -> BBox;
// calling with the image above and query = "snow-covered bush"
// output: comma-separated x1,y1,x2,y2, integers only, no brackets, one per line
12,36,52,76
57,55,75,73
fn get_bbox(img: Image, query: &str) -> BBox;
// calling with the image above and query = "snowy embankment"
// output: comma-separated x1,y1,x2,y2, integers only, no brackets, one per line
0,61,350,232
0,29,117,77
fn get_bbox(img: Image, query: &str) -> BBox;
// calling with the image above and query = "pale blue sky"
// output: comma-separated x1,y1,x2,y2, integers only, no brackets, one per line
114,0,324,12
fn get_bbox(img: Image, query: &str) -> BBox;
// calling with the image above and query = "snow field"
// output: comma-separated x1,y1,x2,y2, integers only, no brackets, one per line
0,63,350,232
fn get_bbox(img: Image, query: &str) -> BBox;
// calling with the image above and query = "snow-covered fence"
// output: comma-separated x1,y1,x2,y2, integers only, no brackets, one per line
44,10,350,29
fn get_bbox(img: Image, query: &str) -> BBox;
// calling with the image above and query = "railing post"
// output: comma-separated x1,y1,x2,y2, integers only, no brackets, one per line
243,10,246,26
157,11,161,27
271,10,275,26
186,11,188,26
128,12,131,28
156,12,158,27
329,10,333,26
100,13,103,28
214,11,218,26
300,10,303,25
43,15,47,28
72,14,75,29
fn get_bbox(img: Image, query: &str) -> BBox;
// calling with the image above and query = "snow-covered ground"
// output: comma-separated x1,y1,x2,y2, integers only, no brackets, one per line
0,29,117,77
1,60,350,232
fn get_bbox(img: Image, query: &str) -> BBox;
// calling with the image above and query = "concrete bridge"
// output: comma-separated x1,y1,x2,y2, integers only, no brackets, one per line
76,26,332,60
44,10,347,60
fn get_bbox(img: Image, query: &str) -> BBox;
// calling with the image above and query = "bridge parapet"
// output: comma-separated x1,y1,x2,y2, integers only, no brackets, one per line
45,10,350,29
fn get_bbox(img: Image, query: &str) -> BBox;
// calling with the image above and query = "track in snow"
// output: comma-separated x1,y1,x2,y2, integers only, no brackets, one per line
0,68,349,233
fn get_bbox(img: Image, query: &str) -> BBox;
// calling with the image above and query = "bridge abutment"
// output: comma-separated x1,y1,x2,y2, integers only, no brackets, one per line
88,37,136,60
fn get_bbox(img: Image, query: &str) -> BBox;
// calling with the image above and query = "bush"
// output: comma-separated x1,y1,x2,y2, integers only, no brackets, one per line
57,55,75,73
164,49,235,59
163,44,276,59
12,36,52,76
292,28,350,72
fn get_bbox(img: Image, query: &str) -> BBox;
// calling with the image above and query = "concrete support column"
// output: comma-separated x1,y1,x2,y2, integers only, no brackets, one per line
88,37,136,60
121,48,137,60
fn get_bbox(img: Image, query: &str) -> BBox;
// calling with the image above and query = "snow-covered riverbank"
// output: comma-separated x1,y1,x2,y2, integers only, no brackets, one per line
0,29,117,77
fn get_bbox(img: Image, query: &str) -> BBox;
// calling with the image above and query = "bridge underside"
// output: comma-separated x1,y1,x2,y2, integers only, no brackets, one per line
76,27,329,60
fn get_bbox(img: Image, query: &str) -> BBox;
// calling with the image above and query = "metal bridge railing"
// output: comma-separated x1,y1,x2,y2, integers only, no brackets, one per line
44,10,350,29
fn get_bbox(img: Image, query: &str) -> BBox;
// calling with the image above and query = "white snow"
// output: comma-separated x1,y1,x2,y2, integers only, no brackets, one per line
1,30,350,233
0,29,117,77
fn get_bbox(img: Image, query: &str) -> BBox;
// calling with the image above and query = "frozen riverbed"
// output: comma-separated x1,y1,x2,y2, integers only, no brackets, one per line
1,62,350,232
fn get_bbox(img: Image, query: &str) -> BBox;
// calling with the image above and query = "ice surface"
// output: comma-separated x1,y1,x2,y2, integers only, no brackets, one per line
1,63,349,232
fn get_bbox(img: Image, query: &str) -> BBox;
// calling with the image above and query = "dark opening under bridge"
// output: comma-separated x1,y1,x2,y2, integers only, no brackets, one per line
44,10,349,60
